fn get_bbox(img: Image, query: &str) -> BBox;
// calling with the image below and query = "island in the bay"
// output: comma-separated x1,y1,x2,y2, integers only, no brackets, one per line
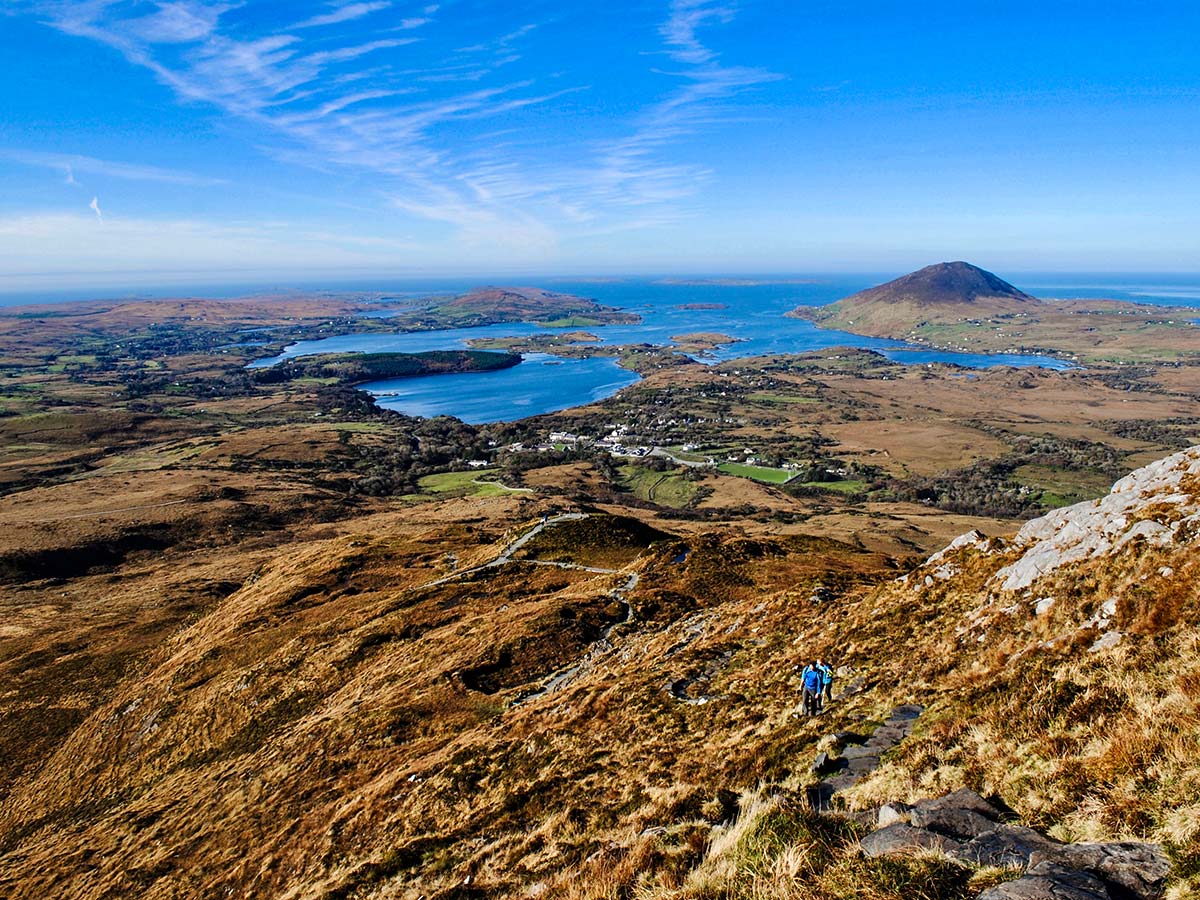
794,260,1199,363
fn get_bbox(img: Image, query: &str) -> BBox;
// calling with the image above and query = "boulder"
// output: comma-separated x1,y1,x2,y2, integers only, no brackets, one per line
991,446,1200,592
911,787,1003,824
910,805,998,841
865,728,909,752
845,755,880,776
1088,631,1123,653
953,824,1063,868
810,752,844,776
889,703,925,721
877,801,911,828
1049,841,1170,900
977,861,1111,900
859,822,962,858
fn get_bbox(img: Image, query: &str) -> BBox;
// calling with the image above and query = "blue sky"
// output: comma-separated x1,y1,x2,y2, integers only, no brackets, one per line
1,0,1198,289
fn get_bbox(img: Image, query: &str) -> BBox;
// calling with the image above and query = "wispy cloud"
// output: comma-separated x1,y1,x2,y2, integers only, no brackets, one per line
89,196,104,221
4,150,228,186
127,1,234,43
592,0,781,210
659,0,734,64
12,1,780,254
293,2,391,30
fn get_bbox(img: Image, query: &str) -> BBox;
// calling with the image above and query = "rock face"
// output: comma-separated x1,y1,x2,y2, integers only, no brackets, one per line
993,446,1200,592
858,790,1169,900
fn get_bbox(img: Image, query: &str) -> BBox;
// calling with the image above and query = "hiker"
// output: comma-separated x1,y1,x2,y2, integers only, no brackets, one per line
802,661,823,715
817,658,834,703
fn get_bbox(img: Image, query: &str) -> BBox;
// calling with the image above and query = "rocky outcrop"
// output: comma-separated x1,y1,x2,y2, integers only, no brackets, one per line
993,446,1200,592
857,789,1169,900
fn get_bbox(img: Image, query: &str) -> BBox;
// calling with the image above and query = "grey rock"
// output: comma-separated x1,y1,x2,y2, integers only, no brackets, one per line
860,822,962,858
1088,630,1123,653
811,752,845,776
845,755,880,775
1050,841,1170,900
991,446,1200,592
823,774,860,794
806,782,835,812
866,727,906,748
977,861,1111,900
889,703,925,720
953,824,1063,869
910,806,999,841
911,788,1003,825
877,801,912,828
841,744,878,760
840,677,865,696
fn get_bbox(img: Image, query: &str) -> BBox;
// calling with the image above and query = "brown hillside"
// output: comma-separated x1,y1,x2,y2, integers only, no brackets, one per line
3,446,1199,898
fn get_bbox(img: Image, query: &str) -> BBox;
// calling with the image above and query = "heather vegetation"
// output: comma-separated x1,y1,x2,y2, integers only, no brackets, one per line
1,288,1199,899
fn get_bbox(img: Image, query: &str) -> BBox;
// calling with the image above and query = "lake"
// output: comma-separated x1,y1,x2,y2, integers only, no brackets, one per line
249,276,1092,422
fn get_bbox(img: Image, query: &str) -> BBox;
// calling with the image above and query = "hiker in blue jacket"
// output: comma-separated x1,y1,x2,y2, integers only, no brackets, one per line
802,661,823,715
817,659,834,703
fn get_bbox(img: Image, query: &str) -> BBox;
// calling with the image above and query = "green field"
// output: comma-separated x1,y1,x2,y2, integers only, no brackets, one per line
717,462,794,484
662,446,716,463
797,479,866,495
417,469,529,498
1012,464,1112,508
618,465,701,508
291,376,340,385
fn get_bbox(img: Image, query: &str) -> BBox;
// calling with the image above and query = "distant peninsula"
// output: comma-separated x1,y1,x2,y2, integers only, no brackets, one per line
391,286,641,330
252,350,521,387
792,261,1200,364
669,332,742,353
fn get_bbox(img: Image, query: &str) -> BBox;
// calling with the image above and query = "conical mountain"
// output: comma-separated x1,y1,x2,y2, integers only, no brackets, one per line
843,261,1035,308
794,261,1041,337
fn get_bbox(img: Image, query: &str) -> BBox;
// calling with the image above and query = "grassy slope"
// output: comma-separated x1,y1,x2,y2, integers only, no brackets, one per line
618,465,703,508
718,462,794,484
800,299,1200,364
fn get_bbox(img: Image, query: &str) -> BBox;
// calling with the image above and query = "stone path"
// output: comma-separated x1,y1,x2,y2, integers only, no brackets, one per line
417,512,592,589
509,572,642,707
806,703,924,812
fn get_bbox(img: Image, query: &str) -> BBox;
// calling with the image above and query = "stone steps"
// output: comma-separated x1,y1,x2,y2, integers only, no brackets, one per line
806,703,924,812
